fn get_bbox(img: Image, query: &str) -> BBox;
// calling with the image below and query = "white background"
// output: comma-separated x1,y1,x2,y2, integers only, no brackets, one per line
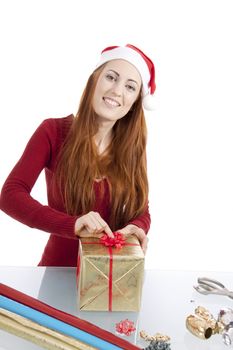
0,0,233,271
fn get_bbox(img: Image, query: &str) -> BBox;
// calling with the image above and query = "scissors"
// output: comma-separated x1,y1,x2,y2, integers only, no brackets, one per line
194,277,233,300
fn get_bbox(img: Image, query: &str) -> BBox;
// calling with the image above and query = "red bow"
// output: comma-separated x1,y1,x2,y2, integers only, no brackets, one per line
115,319,136,336
100,232,126,249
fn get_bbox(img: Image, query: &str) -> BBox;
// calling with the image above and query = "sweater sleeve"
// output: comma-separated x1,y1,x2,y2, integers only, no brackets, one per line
128,202,151,234
0,118,78,239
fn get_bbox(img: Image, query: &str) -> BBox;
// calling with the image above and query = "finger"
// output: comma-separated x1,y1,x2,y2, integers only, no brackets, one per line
133,229,147,251
75,213,105,237
133,229,144,244
141,236,148,255
94,233,104,239
84,215,101,235
102,225,114,238
117,227,131,236
92,212,114,238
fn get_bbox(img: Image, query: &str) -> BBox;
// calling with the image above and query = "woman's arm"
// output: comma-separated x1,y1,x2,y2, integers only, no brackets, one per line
128,203,151,233
0,118,78,239
117,204,151,254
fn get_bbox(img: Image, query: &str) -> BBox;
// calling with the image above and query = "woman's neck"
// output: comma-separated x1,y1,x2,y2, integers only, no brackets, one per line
94,120,115,155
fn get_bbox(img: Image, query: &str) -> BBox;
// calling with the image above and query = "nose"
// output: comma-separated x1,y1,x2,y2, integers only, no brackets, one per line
110,81,123,97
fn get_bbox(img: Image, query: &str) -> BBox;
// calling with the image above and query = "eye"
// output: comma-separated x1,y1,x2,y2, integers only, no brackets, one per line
105,73,116,81
126,84,136,92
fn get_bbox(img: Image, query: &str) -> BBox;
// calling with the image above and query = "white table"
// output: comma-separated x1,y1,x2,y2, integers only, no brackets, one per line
0,267,233,349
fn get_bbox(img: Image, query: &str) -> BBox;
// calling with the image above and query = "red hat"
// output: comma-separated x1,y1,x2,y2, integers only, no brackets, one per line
96,44,156,111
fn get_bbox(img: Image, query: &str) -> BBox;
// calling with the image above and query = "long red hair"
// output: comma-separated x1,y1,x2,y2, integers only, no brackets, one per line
55,64,148,230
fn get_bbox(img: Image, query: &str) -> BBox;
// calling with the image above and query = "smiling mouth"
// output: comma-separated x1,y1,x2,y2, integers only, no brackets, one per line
103,97,121,107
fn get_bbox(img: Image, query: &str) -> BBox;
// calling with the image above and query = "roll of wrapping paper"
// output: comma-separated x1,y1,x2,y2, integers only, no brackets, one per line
0,307,97,350
0,283,141,350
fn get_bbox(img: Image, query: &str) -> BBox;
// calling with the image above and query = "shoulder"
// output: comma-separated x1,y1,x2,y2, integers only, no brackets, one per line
31,115,74,166
38,114,74,142
40,114,74,133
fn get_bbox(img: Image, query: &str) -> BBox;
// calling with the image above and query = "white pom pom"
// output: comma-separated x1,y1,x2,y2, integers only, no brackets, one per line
142,94,156,111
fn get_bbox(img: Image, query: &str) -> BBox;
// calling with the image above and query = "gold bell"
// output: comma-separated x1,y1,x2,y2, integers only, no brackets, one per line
186,306,219,339
186,315,213,339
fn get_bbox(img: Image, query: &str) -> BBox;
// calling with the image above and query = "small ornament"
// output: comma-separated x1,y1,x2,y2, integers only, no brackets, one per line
222,322,233,346
140,330,171,349
140,330,170,342
186,306,219,339
195,306,219,334
186,314,213,339
115,319,136,336
144,339,171,350
218,308,233,327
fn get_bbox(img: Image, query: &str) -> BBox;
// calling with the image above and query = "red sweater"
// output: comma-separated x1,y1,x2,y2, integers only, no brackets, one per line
0,116,151,266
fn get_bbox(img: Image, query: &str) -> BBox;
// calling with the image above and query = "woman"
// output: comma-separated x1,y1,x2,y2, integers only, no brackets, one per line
0,44,156,266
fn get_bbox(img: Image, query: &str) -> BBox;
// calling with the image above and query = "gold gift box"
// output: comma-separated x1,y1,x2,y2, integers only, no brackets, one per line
77,236,145,312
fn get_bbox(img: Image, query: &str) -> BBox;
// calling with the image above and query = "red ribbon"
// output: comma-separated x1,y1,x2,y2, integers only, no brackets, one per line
100,232,125,311
108,246,113,311
80,232,140,312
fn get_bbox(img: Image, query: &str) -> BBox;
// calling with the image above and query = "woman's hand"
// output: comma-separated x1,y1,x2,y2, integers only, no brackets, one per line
75,211,114,238
117,224,148,254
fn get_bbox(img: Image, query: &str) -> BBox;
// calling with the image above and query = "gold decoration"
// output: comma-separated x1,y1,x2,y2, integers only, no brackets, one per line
186,314,213,339
140,330,171,342
194,306,218,333
186,306,225,339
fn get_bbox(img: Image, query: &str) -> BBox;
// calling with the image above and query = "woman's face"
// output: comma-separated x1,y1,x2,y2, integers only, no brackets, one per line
92,59,142,122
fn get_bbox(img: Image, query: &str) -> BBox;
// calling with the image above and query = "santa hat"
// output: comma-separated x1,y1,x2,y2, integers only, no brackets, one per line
95,44,156,111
